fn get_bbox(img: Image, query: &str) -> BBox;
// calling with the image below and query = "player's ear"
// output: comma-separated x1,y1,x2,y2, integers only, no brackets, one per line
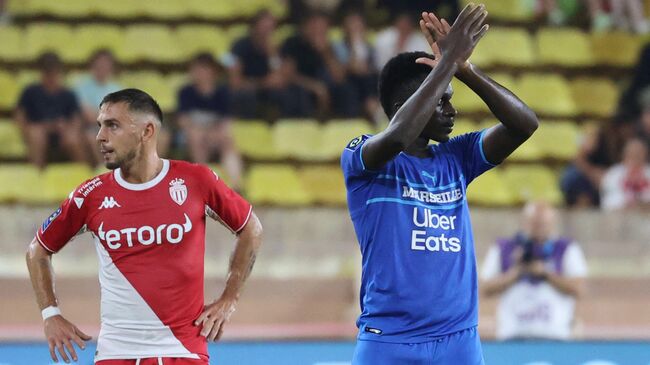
142,120,156,142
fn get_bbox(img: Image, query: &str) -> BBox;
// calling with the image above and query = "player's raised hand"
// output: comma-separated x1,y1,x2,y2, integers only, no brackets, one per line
417,3,489,69
44,315,91,363
195,295,237,341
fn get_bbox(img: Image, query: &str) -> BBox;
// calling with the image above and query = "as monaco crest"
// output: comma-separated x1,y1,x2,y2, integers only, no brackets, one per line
169,178,187,206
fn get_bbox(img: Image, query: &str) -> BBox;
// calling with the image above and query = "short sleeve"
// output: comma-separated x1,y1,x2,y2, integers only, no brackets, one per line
444,130,497,184
480,245,502,280
562,243,588,278
340,134,374,179
17,85,34,113
200,166,252,234
65,90,81,117
36,188,89,253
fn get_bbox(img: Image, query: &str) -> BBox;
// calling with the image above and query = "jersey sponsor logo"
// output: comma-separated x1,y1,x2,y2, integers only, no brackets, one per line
99,196,121,209
410,207,461,252
345,135,369,151
97,213,193,249
79,177,102,197
41,208,62,232
169,178,187,206
402,186,463,204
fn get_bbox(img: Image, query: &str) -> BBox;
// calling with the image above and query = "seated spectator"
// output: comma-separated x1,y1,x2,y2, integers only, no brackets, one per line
600,138,650,210
280,12,357,118
74,50,122,165
373,12,429,70
14,52,88,169
533,0,580,25
585,0,648,33
334,10,382,123
481,201,588,340
177,53,242,190
617,43,650,125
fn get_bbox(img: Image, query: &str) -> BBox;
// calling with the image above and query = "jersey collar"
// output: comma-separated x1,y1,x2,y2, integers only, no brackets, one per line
114,159,170,191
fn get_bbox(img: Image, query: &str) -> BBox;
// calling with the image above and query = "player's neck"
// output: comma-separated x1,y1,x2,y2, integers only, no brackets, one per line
403,138,431,158
119,153,164,184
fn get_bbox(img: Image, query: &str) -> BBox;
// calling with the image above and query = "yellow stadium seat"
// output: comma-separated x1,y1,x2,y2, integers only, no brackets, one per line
320,119,375,160
232,120,282,160
0,164,41,203
451,79,488,113
534,121,579,160
502,165,562,205
93,0,141,18
24,24,75,60
537,28,593,66
245,164,312,205
461,0,532,21
26,0,92,17
273,25,295,47
175,26,230,58
467,168,516,206
487,72,518,92
450,118,478,137
0,26,26,61
478,118,543,161
0,120,27,159
516,73,576,116
473,27,535,66
570,77,619,117
119,25,182,62
0,71,19,109
118,71,175,112
299,166,347,205
186,0,235,19
6,0,30,15
272,119,323,161
15,70,39,90
41,163,94,203
591,32,643,67
73,25,125,62
139,0,191,19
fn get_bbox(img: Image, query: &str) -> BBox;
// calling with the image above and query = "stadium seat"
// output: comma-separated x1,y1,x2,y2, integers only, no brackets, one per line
120,25,182,62
93,0,141,18
502,165,562,205
478,118,543,161
570,77,619,117
0,164,41,203
73,25,125,61
516,73,577,116
534,120,579,160
25,0,92,17
139,0,191,19
24,24,75,60
272,119,323,160
319,119,375,160
232,120,282,160
273,25,295,47
451,79,488,113
0,120,27,159
186,0,236,19
0,71,19,110
487,72,518,91
537,28,594,66
298,166,347,205
466,169,517,206
461,0,532,21
119,71,176,112
15,70,39,90
41,164,95,203
591,32,643,67
175,26,230,58
473,27,535,66
245,164,312,205
0,25,26,61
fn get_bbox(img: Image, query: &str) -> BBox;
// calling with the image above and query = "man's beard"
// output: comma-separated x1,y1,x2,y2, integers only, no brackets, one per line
105,148,137,170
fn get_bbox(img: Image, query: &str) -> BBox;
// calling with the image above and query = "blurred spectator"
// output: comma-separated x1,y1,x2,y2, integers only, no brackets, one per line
14,52,88,169
533,0,581,25
560,124,619,207
333,11,382,123
0,0,9,24
177,53,242,189
280,12,358,118
616,43,650,124
586,0,648,33
377,0,461,23
373,12,429,70
481,201,588,340
600,138,650,210
74,50,122,166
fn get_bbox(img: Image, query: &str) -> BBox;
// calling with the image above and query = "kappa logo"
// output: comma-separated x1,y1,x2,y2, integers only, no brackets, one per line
169,178,187,206
99,196,121,209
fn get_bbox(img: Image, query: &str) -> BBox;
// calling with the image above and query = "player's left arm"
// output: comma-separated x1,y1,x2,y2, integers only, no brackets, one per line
455,64,539,164
196,212,263,342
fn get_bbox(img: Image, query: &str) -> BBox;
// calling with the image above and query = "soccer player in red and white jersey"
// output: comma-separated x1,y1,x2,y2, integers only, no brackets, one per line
26,88,263,365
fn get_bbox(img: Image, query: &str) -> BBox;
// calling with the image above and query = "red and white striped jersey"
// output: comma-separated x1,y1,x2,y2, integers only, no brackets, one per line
36,159,252,361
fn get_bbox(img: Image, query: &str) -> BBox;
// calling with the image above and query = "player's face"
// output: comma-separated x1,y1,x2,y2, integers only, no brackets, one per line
421,85,456,143
96,102,143,170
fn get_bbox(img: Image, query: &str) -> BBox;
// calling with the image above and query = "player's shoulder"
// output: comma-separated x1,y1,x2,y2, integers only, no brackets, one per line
343,134,373,153
168,159,218,180
72,171,112,198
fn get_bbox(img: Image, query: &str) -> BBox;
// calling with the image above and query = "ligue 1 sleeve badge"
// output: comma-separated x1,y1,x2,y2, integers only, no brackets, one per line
169,178,188,206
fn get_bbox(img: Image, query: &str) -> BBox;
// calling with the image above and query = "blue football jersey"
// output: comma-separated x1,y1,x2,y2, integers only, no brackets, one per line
341,131,496,343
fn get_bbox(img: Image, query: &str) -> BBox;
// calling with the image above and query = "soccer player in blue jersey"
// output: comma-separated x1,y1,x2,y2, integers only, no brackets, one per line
341,4,539,364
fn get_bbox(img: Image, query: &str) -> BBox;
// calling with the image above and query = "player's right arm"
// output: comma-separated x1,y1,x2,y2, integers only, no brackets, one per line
26,186,93,363
361,3,488,170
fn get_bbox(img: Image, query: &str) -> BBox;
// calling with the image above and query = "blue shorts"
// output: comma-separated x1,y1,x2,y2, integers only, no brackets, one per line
352,327,484,365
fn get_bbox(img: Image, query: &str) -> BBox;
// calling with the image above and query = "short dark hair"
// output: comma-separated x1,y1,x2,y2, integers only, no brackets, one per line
378,51,435,118
190,52,220,71
37,51,64,73
100,88,163,124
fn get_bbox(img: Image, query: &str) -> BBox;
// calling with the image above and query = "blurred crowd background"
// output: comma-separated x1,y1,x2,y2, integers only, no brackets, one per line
0,0,649,361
